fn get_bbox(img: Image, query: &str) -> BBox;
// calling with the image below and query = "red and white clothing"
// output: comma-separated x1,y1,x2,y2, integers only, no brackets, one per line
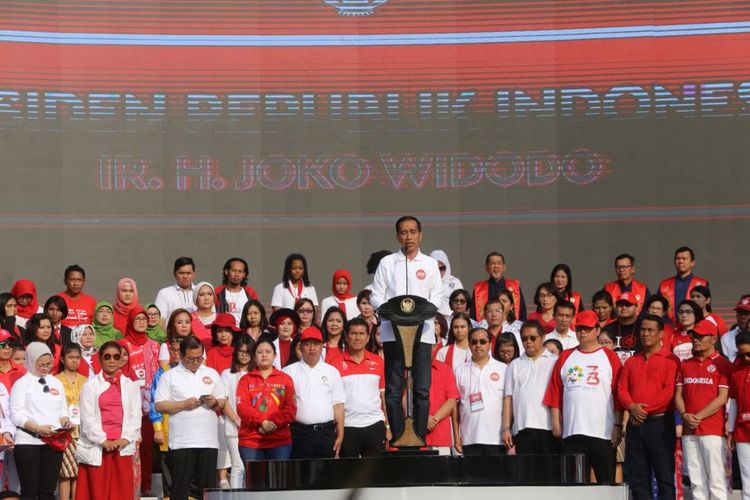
729,363,750,500
271,282,318,309
543,347,622,440
57,292,97,328
332,350,385,428
0,361,25,392
677,352,732,436
215,285,258,326
154,283,196,320
320,296,359,320
435,344,470,371
454,357,506,446
504,350,557,435
706,313,728,336
425,359,460,448
235,368,296,449
527,313,556,334
617,348,680,416
671,330,694,361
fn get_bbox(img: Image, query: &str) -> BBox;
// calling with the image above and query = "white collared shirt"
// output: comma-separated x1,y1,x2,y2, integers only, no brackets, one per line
545,329,579,350
283,359,345,425
10,373,68,445
370,249,442,344
154,363,227,450
454,357,506,446
504,350,558,435
154,283,196,320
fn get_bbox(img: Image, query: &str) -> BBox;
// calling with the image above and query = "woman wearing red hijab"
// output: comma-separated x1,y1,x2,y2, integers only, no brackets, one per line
118,307,159,496
320,269,358,320
11,279,42,329
112,278,140,335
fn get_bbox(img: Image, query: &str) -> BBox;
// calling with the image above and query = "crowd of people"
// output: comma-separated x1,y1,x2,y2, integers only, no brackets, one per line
0,216,747,500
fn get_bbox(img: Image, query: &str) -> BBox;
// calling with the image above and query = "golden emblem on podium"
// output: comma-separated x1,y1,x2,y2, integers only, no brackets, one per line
400,297,415,313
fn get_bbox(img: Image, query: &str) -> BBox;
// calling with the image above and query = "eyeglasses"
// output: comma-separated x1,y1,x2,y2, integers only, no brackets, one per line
37,362,52,369
470,339,490,346
521,335,539,342
133,317,148,322
237,350,251,356
102,353,121,361
185,355,205,363
298,309,314,314
146,312,160,318
38,378,50,393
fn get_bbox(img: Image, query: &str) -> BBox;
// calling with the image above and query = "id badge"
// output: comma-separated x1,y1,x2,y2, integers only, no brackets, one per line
68,405,81,426
469,392,484,413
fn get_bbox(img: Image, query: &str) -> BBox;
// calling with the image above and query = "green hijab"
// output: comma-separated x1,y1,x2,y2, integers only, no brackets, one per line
93,300,122,349
145,303,167,343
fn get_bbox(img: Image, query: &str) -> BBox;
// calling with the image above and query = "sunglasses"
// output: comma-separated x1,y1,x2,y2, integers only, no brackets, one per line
470,339,490,346
452,299,467,304
102,353,121,361
521,336,539,342
0,342,10,349
38,378,50,393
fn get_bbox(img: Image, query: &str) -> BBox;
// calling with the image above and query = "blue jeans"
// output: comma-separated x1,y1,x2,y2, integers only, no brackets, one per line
239,444,292,461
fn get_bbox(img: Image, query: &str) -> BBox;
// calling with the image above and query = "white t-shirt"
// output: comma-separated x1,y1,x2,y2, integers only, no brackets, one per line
454,357,506,446
504,350,557,435
545,330,580,350
154,363,227,450
544,347,621,440
220,368,248,438
436,344,470,371
270,283,319,309
283,360,346,425
319,296,359,321
10,373,68,445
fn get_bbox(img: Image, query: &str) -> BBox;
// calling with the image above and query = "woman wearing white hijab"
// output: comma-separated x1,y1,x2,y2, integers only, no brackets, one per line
429,250,465,319
70,324,100,378
10,342,72,499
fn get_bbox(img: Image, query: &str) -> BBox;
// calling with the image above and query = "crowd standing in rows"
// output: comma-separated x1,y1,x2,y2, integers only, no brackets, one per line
0,217,747,500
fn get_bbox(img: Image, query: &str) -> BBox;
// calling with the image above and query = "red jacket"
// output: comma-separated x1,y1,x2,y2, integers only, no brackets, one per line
604,280,648,313
236,368,296,449
473,278,521,322
658,276,707,319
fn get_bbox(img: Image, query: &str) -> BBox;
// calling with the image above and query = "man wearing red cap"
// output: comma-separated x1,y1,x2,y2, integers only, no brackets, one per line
721,296,750,362
603,292,641,364
675,318,733,500
617,314,680,500
0,330,24,392
603,254,651,314
283,326,346,459
544,310,624,484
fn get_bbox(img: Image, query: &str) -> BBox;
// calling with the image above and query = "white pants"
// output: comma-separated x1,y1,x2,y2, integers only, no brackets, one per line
737,442,750,500
682,434,728,500
226,435,244,488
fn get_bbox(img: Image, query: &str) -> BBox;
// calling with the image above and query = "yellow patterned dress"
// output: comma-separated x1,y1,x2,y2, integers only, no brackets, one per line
55,371,88,479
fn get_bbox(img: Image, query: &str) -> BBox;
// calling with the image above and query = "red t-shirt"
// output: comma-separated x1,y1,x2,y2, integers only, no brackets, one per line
57,292,97,328
617,348,680,415
730,363,750,442
206,345,233,375
527,312,556,334
236,369,296,449
677,352,732,436
0,361,25,392
426,359,460,447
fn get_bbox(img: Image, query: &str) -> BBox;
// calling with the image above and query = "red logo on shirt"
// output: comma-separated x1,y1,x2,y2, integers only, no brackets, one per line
202,377,213,384
707,365,716,373
490,372,500,382
416,269,426,280
49,388,60,396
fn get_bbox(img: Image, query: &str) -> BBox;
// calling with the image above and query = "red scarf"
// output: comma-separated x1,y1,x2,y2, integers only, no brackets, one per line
11,279,38,319
103,372,120,387
288,281,304,304
332,269,354,316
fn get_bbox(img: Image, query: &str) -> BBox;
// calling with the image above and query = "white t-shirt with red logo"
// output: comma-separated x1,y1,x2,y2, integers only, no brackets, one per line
544,347,622,440
454,357,506,446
